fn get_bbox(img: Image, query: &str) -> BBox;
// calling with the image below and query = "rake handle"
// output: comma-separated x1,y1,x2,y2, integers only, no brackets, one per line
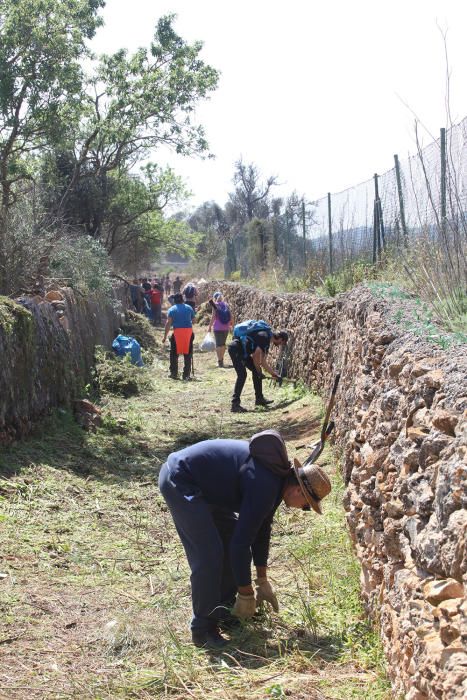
320,373,340,442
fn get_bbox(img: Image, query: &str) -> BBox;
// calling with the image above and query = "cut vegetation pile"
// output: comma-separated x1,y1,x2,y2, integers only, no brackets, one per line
0,321,390,700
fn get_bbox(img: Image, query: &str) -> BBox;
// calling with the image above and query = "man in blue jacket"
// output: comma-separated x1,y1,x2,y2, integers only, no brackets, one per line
158,429,331,648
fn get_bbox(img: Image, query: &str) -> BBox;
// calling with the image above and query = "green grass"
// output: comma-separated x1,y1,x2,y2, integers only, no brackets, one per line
367,281,467,347
0,323,391,699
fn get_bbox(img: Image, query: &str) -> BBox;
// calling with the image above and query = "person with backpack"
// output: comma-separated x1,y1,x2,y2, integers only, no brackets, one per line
207,291,233,367
228,320,288,412
162,293,196,380
158,428,331,648
183,281,198,310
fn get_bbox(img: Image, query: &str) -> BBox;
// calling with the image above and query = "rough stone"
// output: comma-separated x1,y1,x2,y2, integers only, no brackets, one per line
198,281,467,700
423,579,464,606
432,409,459,437
44,290,64,302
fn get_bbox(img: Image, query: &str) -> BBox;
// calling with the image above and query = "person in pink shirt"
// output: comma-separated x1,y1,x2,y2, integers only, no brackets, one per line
208,291,234,367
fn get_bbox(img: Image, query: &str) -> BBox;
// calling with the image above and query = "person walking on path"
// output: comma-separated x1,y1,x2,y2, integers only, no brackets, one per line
162,293,195,380
164,274,171,296
150,281,163,326
158,429,331,649
183,281,198,310
207,291,233,367
228,324,288,412
173,276,182,294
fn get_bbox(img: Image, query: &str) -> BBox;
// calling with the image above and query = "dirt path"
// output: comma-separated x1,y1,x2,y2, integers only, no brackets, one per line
0,325,390,699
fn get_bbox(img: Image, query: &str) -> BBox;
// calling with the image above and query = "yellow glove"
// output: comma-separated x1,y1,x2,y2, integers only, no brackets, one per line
255,577,279,612
232,593,256,618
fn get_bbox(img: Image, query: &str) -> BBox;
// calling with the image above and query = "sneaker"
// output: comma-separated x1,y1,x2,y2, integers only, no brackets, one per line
218,360,224,368
255,397,274,406
169,374,178,380
231,403,248,413
182,376,192,381
192,627,229,649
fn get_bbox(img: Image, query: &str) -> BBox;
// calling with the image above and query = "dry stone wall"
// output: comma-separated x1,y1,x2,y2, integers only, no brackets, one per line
0,287,126,444
199,281,466,700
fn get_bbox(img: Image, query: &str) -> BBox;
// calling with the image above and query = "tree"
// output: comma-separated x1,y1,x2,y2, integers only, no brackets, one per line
229,159,278,222
57,15,219,221
246,217,274,270
188,201,228,274
0,0,105,290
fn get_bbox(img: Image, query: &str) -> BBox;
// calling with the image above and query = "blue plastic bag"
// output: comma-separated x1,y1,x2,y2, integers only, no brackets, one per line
111,334,144,367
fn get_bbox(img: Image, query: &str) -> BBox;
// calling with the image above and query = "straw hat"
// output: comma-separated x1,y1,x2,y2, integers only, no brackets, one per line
293,457,331,514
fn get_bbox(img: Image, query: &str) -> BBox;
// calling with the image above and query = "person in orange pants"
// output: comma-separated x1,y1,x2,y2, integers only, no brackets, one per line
162,293,195,380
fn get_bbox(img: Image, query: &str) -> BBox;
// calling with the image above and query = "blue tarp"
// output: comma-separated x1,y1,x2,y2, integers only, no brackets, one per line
111,334,144,367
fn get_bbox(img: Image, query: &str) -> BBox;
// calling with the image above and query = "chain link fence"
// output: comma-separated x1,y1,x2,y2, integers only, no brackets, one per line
307,117,467,275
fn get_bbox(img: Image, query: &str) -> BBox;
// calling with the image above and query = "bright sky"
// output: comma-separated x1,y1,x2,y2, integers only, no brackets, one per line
91,0,467,209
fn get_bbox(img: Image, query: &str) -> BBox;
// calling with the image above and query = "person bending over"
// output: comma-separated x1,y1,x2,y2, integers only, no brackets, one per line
228,326,288,412
158,429,331,648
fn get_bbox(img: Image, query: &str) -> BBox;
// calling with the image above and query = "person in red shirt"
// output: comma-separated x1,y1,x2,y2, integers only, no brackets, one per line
150,282,163,326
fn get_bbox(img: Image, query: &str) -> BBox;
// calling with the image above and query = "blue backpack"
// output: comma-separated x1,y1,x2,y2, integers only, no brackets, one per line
233,320,272,356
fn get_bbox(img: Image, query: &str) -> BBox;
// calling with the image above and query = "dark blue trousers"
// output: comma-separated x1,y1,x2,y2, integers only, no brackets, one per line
158,462,238,632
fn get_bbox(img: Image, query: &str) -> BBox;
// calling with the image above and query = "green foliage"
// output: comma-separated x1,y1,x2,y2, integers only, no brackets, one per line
318,260,379,297
0,296,33,337
0,0,103,192
0,8,220,289
49,236,112,294
94,346,152,397
367,282,466,347
435,286,467,334
120,311,158,361
230,270,241,281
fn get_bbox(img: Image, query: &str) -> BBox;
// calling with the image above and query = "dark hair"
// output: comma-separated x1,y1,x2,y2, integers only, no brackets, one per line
173,293,184,303
274,330,289,343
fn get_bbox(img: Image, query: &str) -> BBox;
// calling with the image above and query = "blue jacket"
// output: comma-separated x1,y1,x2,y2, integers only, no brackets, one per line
166,439,284,585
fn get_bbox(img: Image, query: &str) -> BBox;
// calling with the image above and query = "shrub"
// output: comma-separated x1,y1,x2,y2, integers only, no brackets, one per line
120,311,158,360
230,270,241,281
94,346,151,397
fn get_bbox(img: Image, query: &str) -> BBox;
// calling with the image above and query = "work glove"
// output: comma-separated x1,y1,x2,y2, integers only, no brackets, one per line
255,577,279,612
231,593,256,618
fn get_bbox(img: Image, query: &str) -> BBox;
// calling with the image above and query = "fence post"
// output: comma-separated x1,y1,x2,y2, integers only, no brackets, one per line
373,174,381,260
440,127,447,237
327,192,333,274
285,209,291,272
301,198,307,270
394,154,408,246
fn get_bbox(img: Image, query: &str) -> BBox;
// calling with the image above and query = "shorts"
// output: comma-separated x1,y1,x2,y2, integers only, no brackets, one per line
214,330,229,347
